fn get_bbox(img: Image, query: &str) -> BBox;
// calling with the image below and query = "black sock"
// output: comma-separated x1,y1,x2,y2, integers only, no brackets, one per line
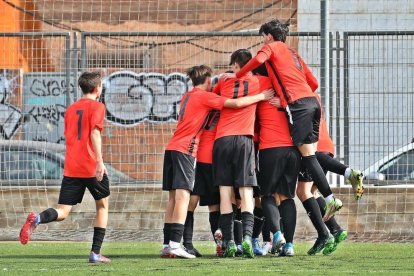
316,152,348,175
91,227,106,254
302,198,328,237
234,206,242,221
262,218,271,242
183,211,194,249
39,208,58,224
234,219,243,245
279,199,296,243
316,197,342,233
170,223,185,243
302,155,332,198
163,223,172,245
209,211,220,239
261,195,281,233
252,207,264,239
219,213,234,242
241,212,254,238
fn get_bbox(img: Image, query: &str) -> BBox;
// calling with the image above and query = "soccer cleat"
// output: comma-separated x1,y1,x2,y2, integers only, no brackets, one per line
307,234,335,255
242,236,254,258
89,251,112,264
223,240,237,258
235,244,243,257
347,169,365,200
261,241,272,256
160,246,175,258
214,229,223,257
279,242,294,257
271,231,286,254
19,212,38,245
184,246,202,257
252,238,263,256
330,229,348,252
323,198,343,222
168,246,196,259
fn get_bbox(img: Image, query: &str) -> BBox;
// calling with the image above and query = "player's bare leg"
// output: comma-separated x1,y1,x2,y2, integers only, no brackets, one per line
161,190,176,257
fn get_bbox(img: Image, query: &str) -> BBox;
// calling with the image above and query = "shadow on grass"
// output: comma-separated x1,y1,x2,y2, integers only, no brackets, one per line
0,254,223,260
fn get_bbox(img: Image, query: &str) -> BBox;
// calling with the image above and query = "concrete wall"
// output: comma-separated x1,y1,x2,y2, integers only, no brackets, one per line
1,186,413,241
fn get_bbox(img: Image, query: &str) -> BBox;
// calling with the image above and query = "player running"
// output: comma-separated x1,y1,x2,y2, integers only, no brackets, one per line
19,72,111,264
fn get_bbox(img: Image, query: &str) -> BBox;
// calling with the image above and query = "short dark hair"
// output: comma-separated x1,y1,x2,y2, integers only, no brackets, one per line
229,49,252,68
78,71,101,94
186,65,213,86
259,19,290,42
252,63,268,77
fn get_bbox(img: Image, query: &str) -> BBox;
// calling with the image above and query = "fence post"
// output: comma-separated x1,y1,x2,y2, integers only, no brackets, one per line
320,0,330,126
343,32,349,166
80,33,87,72
65,33,71,106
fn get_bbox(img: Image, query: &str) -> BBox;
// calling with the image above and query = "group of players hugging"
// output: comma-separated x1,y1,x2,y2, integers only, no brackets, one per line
18,19,364,263
160,19,364,259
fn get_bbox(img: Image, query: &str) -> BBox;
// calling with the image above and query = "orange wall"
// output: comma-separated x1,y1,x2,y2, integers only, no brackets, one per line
0,0,53,72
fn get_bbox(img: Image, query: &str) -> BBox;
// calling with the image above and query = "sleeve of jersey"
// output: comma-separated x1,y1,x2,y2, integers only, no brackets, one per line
236,45,272,78
202,93,227,110
302,59,318,92
91,103,106,132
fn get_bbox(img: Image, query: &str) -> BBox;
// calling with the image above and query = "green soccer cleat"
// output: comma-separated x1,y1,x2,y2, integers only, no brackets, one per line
323,198,343,222
223,240,237,258
347,169,365,200
242,236,254,258
329,229,348,253
307,234,335,255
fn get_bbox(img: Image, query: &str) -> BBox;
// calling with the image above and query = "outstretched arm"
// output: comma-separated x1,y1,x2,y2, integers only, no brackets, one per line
223,89,274,108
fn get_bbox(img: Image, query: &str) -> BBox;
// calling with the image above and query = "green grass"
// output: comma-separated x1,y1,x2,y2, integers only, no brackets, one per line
1,241,413,275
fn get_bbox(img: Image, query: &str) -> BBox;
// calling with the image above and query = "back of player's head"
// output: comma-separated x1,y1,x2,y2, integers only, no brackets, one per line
78,71,102,94
252,63,268,77
259,19,290,42
229,49,252,68
186,65,213,86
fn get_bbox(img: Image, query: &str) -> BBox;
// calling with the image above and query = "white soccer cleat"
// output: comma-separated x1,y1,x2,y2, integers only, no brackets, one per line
168,246,196,259
262,241,272,256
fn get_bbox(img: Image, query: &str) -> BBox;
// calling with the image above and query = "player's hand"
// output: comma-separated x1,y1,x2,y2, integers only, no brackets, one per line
220,73,236,80
96,161,106,182
268,96,282,108
261,89,275,100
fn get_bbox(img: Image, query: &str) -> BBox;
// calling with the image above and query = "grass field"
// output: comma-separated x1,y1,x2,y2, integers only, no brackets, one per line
1,241,413,275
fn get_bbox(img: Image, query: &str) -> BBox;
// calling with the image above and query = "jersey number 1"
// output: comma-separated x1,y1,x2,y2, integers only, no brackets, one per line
76,110,84,140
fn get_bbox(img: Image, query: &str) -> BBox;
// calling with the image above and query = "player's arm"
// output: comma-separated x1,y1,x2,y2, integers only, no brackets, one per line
301,58,318,91
91,128,107,181
91,104,107,181
223,89,274,108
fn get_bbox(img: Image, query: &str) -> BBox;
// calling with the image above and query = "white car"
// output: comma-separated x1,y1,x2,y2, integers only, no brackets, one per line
362,142,414,185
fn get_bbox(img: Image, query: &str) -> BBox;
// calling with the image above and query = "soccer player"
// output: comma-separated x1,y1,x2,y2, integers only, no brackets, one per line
255,72,301,257
222,19,343,221
161,65,273,258
213,49,274,258
19,72,111,263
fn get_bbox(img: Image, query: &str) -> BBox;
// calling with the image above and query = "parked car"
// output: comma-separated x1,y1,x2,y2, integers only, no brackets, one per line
0,140,132,185
363,142,414,185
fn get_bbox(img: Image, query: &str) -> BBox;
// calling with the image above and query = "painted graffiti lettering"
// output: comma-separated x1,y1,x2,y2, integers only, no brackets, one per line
27,104,66,126
29,78,75,97
0,72,22,139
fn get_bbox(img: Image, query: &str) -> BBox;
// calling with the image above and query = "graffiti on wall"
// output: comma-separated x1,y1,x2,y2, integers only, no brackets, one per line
23,73,76,144
2,70,219,142
0,72,22,139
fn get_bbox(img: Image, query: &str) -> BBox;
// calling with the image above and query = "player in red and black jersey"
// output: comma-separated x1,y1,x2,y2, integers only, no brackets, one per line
222,19,343,226
212,49,275,258
19,72,111,263
161,65,273,259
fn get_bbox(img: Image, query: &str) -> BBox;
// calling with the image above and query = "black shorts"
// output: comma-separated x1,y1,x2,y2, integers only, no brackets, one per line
58,174,110,205
213,135,257,188
192,162,220,206
162,150,196,191
298,152,330,182
286,97,321,146
258,147,301,198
